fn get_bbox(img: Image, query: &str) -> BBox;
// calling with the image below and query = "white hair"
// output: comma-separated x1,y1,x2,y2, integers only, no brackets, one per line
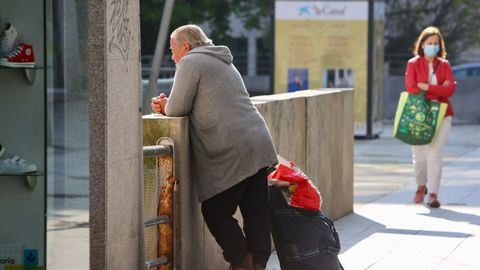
171,24,213,49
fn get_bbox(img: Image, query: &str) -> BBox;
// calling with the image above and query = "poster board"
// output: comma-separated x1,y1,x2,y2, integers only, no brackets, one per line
275,0,384,136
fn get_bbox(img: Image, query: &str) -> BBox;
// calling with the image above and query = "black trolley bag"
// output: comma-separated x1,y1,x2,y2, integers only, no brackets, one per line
269,185,344,270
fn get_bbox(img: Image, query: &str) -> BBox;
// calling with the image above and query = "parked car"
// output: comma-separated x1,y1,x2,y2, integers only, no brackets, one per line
452,62,480,78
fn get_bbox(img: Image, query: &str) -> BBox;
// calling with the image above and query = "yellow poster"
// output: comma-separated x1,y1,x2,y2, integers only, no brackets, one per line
275,1,369,135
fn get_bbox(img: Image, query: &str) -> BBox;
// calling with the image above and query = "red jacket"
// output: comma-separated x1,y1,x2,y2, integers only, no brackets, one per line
405,56,456,116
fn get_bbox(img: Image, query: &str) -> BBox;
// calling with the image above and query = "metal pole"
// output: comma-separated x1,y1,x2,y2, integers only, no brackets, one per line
143,145,172,158
366,0,374,138
144,0,175,112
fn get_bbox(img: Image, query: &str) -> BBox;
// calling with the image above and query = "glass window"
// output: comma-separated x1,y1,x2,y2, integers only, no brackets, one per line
1,1,46,268
46,0,89,269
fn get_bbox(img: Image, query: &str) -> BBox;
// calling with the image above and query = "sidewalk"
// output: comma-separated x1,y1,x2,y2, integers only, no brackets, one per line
267,124,480,270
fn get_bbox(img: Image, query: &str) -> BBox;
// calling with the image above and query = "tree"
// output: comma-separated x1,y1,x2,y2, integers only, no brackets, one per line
385,0,480,73
140,0,271,55
140,0,229,54
231,0,271,30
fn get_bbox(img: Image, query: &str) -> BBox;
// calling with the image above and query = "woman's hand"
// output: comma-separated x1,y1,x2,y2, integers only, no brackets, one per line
417,82,429,91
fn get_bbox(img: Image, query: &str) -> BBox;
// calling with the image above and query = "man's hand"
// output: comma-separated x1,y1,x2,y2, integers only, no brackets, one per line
151,93,168,115
417,82,429,91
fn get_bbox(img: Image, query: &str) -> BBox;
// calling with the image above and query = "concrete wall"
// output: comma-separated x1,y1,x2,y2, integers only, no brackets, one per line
384,76,480,124
252,89,354,219
143,89,354,269
88,0,143,269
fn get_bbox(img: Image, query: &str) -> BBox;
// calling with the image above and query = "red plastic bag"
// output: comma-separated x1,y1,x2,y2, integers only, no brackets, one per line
268,156,322,211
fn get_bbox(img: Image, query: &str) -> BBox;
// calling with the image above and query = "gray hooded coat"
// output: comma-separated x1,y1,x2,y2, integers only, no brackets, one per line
165,45,278,201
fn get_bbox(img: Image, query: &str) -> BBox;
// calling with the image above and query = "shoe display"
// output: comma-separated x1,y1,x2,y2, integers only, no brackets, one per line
413,185,427,203
0,22,19,57
0,43,35,68
427,193,441,208
0,155,37,174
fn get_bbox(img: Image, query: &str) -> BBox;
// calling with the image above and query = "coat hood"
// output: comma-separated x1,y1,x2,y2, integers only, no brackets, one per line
186,45,233,64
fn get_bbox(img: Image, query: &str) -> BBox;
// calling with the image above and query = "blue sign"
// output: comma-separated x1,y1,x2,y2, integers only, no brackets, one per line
24,249,38,266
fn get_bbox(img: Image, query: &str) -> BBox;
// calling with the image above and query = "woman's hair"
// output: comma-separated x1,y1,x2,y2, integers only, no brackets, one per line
413,26,447,58
171,24,213,49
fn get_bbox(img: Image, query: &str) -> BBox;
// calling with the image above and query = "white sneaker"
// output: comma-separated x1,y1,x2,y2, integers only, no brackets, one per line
0,156,37,174
0,23,19,57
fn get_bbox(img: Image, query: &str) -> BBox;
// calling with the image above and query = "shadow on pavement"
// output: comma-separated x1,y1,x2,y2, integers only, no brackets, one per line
379,227,471,238
419,208,480,227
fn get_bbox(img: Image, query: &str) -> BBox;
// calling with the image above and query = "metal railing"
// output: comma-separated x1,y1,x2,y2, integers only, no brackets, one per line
143,137,177,270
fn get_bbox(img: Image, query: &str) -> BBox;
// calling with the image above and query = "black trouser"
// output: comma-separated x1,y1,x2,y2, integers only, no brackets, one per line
201,167,271,267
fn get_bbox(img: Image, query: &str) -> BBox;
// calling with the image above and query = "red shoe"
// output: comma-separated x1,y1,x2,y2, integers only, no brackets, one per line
0,43,35,68
413,185,427,203
428,193,441,208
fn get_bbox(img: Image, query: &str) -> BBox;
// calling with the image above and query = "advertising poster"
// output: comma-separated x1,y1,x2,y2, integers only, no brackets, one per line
275,0,373,135
287,68,309,91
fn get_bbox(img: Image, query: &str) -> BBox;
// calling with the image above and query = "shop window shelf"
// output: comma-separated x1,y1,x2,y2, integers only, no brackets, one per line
0,66,47,84
0,172,44,190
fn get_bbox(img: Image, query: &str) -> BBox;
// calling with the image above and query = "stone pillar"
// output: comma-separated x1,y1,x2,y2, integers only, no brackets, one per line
88,0,143,269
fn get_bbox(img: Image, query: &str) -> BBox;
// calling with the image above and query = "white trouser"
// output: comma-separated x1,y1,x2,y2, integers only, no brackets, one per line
411,116,452,194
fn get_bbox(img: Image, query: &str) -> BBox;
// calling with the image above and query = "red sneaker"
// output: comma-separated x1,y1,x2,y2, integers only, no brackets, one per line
428,193,441,208
413,185,427,203
0,43,35,68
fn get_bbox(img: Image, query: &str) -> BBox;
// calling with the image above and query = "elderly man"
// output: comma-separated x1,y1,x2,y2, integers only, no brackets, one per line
151,24,277,270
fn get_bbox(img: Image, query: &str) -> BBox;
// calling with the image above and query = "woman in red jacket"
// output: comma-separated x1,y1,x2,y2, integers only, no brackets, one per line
405,26,456,208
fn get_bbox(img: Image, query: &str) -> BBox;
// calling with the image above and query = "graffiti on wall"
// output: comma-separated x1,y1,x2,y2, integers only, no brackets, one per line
108,0,132,65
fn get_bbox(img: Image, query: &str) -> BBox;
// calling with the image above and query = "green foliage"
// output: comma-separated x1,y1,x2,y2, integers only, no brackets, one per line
385,0,480,63
231,0,271,30
140,0,213,54
140,0,272,54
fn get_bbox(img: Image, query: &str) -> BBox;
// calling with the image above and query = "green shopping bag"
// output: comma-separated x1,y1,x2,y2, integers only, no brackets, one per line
393,91,447,145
